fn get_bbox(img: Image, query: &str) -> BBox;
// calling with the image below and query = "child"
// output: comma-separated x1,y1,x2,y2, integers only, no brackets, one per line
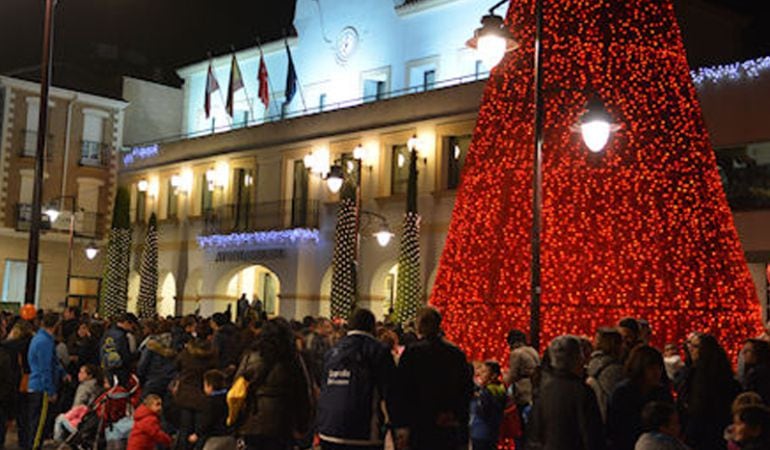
725,392,765,450
127,394,172,450
729,405,770,450
634,401,688,450
53,365,103,441
470,360,506,450
663,344,684,381
188,369,230,450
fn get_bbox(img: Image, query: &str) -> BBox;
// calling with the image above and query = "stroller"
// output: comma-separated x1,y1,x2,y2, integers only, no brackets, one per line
62,374,142,450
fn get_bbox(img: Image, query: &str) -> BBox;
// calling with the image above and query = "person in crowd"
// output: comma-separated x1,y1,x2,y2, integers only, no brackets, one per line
728,405,770,450
638,320,652,346
27,312,66,450
100,314,133,386
68,322,99,369
528,335,605,450
394,307,473,450
210,313,241,372
172,315,198,352
188,369,230,449
72,364,102,407
679,333,740,450
3,319,34,449
306,318,334,380
317,308,397,450
137,319,178,398
235,318,312,450
174,338,218,450
633,402,688,450
618,318,641,361
127,394,173,450
725,392,764,449
503,329,539,420
587,328,625,422
60,307,80,344
469,360,506,450
662,344,684,381
237,293,250,326
0,339,14,449
741,339,770,404
607,345,672,450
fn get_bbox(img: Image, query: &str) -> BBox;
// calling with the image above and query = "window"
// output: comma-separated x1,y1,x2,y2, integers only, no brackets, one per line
423,69,436,91
291,160,309,227
234,168,253,230
319,93,327,112
167,180,178,219
201,173,213,214
24,99,40,156
391,144,410,195
136,190,147,223
2,260,41,306
363,80,386,102
445,135,472,189
81,112,106,166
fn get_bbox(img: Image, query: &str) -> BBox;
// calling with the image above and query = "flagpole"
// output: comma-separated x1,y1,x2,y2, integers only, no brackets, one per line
257,38,280,121
213,54,232,128
230,48,256,124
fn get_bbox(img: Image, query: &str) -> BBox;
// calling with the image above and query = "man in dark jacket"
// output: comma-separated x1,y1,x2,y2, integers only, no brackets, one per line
393,307,473,450
528,335,605,450
317,308,397,450
100,314,133,386
210,313,241,371
0,342,14,449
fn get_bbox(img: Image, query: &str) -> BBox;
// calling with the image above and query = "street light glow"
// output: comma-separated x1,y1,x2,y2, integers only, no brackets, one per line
326,165,344,193
374,230,394,247
477,33,507,68
580,120,612,153
85,242,99,260
45,207,60,223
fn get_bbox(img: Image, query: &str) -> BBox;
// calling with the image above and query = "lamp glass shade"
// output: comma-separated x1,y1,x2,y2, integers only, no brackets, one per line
374,230,394,247
327,175,343,193
45,207,60,223
580,120,612,153
85,243,99,260
477,33,507,68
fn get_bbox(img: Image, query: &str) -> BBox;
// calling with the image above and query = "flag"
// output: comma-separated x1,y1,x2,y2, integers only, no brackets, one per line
258,53,270,108
284,43,297,104
226,54,245,118
204,61,220,119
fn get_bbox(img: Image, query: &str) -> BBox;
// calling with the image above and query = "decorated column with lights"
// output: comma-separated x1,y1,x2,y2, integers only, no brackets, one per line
138,213,159,319
430,0,761,360
100,187,132,318
330,180,358,320
395,139,423,324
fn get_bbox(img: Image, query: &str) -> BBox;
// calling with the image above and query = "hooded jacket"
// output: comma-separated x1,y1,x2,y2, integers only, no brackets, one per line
137,333,177,396
174,342,217,411
127,404,172,450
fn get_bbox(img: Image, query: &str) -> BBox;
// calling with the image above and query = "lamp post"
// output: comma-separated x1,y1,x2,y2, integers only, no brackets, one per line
469,0,618,350
45,196,100,306
24,0,58,306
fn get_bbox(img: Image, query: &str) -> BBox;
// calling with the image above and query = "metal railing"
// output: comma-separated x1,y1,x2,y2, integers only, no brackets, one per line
16,204,105,238
201,199,320,235
126,71,491,147
80,141,111,167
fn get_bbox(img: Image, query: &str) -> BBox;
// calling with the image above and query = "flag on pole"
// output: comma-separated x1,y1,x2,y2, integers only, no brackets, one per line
258,52,270,108
204,60,220,119
284,42,297,104
226,54,245,118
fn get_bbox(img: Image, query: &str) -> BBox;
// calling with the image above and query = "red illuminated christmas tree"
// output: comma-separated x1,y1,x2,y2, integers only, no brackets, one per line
430,0,761,360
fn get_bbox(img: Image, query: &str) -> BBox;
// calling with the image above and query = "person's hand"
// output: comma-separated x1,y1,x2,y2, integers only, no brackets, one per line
188,434,198,443
394,428,409,450
49,394,58,404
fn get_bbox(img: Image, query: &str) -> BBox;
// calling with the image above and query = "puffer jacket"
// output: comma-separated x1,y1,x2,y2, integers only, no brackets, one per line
137,333,177,397
127,404,172,450
72,378,102,407
586,351,623,422
174,342,217,411
236,350,312,439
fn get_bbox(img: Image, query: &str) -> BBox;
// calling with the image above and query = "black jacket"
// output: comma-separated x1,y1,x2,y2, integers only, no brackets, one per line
528,369,605,450
394,336,473,449
0,345,14,406
317,331,396,445
606,379,672,450
197,391,229,442
137,333,177,397
174,343,217,411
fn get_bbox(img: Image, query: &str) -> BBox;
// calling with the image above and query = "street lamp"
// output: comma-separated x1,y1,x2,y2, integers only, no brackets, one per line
85,241,100,260
373,224,395,248
469,0,619,349
326,165,345,194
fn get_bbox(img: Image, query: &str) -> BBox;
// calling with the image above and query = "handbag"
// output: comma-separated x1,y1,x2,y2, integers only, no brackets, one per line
226,376,249,427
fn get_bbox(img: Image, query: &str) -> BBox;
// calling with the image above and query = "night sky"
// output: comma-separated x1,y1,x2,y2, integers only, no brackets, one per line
0,0,767,98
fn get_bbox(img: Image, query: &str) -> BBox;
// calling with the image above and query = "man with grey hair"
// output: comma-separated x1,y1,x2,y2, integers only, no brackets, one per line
527,335,605,450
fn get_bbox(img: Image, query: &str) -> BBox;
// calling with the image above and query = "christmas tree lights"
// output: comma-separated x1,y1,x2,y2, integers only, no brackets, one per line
330,181,358,320
430,0,761,362
138,213,159,319
100,187,132,318
395,148,423,324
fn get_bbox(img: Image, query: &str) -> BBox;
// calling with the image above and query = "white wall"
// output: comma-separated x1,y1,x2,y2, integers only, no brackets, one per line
122,77,183,145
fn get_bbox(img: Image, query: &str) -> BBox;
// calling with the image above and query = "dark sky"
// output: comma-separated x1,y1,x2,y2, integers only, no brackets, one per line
0,0,767,98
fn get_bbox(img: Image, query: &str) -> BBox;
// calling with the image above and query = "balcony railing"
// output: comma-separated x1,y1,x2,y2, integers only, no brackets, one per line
201,200,320,235
16,204,105,238
80,141,111,167
19,129,53,159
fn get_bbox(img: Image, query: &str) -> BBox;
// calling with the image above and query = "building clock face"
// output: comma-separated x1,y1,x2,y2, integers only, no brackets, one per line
335,27,359,64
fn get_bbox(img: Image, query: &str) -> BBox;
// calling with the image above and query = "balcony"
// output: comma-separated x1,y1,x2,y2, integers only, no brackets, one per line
80,141,111,167
19,129,53,159
201,200,320,236
16,204,105,238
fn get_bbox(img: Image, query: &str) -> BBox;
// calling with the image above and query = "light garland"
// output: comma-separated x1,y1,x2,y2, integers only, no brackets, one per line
197,228,320,250
123,144,160,166
691,56,770,87
430,0,762,364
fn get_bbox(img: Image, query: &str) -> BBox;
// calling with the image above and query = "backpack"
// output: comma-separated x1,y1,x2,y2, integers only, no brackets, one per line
102,336,123,370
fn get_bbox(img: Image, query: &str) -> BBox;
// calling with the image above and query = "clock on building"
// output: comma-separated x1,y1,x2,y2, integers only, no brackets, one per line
335,27,359,64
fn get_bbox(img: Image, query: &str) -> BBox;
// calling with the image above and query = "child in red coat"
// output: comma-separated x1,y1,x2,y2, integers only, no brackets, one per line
127,395,172,450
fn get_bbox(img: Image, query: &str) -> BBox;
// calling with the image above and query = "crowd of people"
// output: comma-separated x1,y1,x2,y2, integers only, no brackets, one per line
1,304,769,450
